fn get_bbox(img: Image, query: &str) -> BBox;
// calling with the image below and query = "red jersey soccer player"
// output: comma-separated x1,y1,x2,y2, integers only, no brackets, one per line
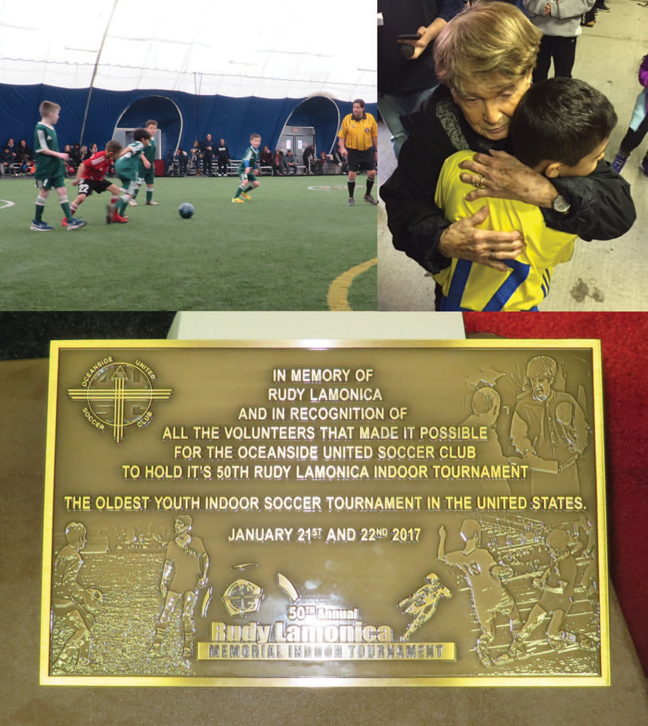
62,140,123,226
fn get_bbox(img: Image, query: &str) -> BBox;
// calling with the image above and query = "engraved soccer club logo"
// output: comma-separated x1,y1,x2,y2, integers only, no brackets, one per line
67,359,172,443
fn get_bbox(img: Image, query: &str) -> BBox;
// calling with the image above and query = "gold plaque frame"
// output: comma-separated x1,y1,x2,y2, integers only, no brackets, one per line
41,340,610,687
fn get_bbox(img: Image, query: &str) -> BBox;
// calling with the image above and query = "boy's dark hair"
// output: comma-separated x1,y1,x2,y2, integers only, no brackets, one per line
133,128,151,142
353,98,365,108
145,119,158,127
510,78,617,169
106,140,122,154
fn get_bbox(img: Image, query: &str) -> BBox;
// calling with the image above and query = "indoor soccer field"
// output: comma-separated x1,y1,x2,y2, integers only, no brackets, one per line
0,175,377,311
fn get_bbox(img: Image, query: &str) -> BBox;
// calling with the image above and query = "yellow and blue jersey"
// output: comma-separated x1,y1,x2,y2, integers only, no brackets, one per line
434,150,577,312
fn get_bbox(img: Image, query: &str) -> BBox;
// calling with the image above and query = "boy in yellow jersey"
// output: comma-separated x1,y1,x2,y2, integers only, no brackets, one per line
434,78,617,311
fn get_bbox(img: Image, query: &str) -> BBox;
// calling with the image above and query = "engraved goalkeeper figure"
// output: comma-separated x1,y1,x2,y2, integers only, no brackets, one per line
150,515,210,659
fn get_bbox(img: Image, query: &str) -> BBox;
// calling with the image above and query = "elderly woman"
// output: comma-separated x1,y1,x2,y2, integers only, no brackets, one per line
381,2,634,293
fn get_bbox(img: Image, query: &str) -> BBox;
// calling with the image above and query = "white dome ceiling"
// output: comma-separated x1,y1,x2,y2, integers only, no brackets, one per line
0,0,376,101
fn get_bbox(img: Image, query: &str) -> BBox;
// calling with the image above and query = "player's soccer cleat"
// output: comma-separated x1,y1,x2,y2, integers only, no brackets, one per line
30,220,54,231
231,197,245,203
67,218,88,230
61,218,67,227
612,151,629,173
128,199,138,206
241,192,252,200
363,194,378,205
111,211,129,223
146,201,159,205
347,198,355,207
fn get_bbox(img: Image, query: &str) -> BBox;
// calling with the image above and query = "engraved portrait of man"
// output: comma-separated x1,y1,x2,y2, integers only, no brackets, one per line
509,356,589,497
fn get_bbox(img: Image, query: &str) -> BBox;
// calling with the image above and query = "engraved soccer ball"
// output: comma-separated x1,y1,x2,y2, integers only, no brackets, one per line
179,203,194,219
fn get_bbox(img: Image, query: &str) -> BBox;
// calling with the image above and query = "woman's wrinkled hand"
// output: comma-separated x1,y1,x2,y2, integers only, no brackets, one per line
459,150,557,208
438,206,525,272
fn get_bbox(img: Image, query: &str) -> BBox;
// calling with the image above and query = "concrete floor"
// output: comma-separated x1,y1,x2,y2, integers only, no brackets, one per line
378,0,648,311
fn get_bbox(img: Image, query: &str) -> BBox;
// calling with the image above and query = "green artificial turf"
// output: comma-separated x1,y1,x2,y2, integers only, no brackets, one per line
0,176,377,311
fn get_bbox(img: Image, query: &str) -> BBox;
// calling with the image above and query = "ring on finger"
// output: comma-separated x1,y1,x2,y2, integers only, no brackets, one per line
474,174,487,189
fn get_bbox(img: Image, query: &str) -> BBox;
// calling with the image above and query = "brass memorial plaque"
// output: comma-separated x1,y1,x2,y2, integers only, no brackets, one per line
41,340,610,686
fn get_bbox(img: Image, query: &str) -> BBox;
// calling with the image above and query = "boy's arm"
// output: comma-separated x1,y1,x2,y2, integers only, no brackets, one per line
37,148,68,160
337,119,348,157
35,131,68,161
243,149,254,174
541,160,636,241
136,144,151,170
72,161,87,186
460,151,635,241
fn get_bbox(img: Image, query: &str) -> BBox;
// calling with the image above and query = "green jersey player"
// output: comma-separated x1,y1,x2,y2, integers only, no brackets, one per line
130,119,159,206
232,133,262,203
31,100,87,231
111,128,152,223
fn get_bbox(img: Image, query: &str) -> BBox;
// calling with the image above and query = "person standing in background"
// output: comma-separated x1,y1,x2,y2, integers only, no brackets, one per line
524,0,596,81
378,0,464,158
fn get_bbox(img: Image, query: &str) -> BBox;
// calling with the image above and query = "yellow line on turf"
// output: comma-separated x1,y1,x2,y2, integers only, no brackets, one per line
327,258,377,311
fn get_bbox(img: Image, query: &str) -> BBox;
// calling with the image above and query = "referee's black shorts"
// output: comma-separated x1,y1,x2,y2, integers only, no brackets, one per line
347,148,376,172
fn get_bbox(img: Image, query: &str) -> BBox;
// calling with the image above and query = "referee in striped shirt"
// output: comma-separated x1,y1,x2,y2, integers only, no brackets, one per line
337,99,378,206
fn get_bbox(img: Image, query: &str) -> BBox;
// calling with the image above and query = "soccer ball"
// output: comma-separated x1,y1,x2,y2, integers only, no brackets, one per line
179,203,194,219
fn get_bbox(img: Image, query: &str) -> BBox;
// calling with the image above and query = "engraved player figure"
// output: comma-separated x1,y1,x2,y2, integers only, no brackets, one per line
570,514,598,597
149,515,210,658
462,386,512,496
399,573,452,641
497,528,596,661
510,356,588,497
438,520,521,667
51,522,102,673
462,386,501,430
